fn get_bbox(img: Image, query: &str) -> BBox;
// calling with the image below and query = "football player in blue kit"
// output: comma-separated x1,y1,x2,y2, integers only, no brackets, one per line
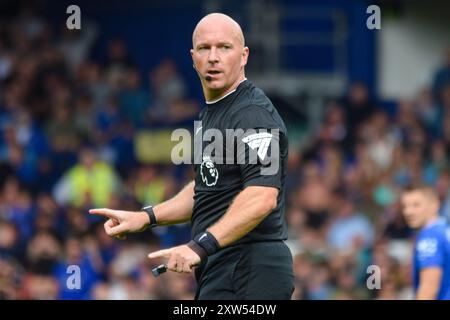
401,186,450,300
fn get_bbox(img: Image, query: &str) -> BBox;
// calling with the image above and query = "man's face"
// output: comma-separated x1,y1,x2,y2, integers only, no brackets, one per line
191,19,248,96
401,191,438,229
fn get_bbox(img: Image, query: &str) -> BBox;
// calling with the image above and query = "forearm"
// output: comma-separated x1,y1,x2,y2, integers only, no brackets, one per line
152,181,195,226
416,287,438,300
416,284,439,300
416,268,442,300
207,186,278,247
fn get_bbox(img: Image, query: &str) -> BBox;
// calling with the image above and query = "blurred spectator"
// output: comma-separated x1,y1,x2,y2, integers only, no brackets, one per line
432,49,450,103
105,38,135,76
52,147,121,208
132,165,175,206
295,171,332,231
73,93,96,140
0,257,23,299
436,171,450,218
0,3,448,301
148,59,198,125
76,61,111,109
327,195,374,253
118,68,150,128
382,202,412,240
0,178,34,247
45,104,81,155
0,40,14,81
339,81,377,154
59,21,99,71
317,102,348,148
53,236,100,299
25,231,61,275
414,88,440,137
20,274,59,299
365,111,398,172
0,220,20,258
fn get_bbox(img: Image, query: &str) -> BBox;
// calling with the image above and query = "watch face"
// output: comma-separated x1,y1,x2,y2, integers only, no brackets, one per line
143,206,157,227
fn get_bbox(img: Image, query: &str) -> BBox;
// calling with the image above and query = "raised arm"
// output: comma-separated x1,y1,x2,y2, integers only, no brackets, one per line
89,181,195,238
152,180,195,226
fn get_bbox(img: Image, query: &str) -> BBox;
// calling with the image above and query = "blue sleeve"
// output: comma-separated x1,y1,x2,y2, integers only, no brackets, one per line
416,229,445,270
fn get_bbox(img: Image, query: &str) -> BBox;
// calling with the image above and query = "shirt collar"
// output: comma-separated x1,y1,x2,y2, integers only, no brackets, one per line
205,78,247,105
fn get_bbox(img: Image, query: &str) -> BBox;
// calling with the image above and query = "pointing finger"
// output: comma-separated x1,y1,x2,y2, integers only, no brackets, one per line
89,208,118,220
148,248,173,259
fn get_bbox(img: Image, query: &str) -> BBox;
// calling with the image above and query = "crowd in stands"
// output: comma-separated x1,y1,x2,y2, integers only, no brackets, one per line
0,6,449,299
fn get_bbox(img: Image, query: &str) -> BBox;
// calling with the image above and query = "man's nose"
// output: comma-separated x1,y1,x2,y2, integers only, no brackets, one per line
208,47,219,63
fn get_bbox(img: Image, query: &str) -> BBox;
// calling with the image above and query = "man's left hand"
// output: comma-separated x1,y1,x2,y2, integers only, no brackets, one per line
148,244,201,273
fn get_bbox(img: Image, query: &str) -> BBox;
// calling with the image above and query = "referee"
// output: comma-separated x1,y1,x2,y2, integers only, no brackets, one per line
90,13,294,300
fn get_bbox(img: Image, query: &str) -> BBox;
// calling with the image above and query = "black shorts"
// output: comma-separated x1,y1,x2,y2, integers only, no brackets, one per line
194,240,294,300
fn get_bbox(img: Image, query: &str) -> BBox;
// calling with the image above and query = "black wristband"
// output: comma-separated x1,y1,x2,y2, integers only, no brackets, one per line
141,205,157,228
187,241,208,262
190,231,220,262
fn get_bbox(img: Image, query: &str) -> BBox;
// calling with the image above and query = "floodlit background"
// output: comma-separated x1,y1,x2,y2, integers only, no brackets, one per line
0,0,449,299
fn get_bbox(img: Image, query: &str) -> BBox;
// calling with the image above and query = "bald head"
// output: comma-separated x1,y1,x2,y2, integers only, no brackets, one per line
190,12,249,101
192,13,245,48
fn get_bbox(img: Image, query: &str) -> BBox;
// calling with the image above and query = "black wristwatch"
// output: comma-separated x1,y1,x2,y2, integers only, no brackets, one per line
141,205,157,228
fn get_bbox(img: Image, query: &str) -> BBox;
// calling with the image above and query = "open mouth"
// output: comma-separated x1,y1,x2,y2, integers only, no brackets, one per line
206,70,221,76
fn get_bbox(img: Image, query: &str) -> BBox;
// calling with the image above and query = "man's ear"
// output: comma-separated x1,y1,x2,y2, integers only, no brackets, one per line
189,49,197,71
431,200,440,216
241,46,249,68
191,49,197,71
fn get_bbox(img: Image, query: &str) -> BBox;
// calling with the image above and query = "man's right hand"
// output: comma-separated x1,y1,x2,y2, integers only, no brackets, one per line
89,208,150,239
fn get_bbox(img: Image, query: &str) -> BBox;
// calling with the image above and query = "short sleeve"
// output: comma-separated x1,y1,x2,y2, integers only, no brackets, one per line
230,105,285,189
416,232,444,269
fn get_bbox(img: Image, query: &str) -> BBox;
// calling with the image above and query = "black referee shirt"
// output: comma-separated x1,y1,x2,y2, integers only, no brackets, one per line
191,79,288,245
